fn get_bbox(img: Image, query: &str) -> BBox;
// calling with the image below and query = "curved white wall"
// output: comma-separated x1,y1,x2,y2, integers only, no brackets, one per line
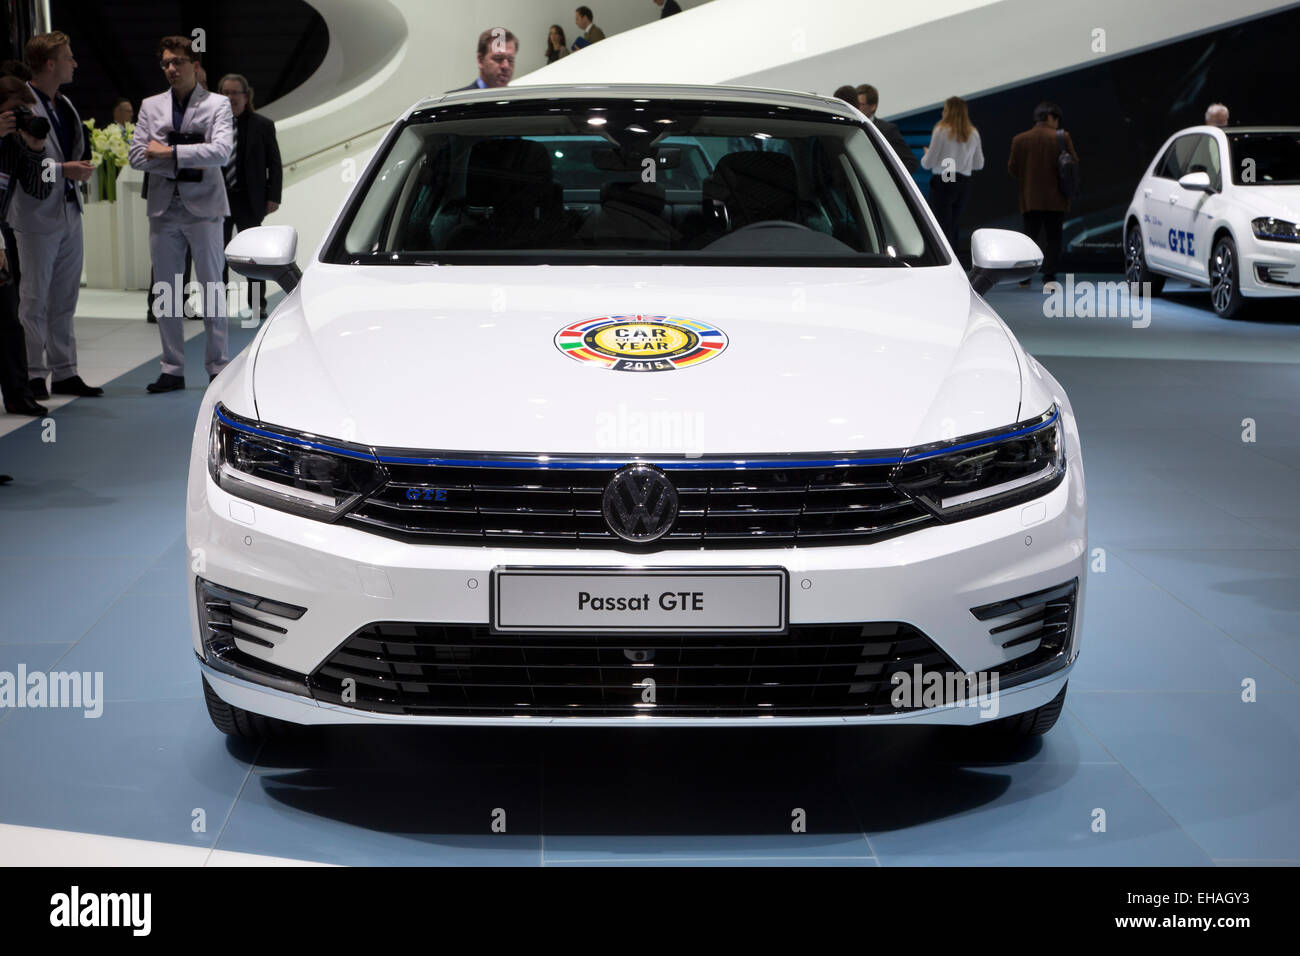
265,0,711,260
267,0,1295,265
518,0,1298,118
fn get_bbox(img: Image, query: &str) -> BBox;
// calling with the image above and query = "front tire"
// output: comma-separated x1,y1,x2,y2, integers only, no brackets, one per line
1209,236,1246,319
203,675,296,739
976,683,1068,738
1125,223,1165,296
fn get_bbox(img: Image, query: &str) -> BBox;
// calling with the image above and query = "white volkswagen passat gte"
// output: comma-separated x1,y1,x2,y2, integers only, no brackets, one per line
195,84,1086,739
1124,125,1300,318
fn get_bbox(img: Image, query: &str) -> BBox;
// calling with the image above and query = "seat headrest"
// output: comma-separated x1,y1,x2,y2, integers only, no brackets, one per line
704,151,799,228
465,139,555,213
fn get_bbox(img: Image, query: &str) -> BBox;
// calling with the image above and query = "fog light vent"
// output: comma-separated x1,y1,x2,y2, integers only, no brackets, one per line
196,578,308,693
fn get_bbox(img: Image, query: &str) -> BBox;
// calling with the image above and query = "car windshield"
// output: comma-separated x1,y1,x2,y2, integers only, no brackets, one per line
326,98,944,266
1227,131,1300,185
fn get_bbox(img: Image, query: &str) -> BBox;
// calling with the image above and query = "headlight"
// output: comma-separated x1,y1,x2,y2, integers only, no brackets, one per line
1251,217,1300,243
208,404,384,519
893,405,1065,520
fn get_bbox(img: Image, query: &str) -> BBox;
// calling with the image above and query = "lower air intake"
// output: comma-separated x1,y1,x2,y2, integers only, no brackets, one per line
970,578,1078,681
309,621,966,718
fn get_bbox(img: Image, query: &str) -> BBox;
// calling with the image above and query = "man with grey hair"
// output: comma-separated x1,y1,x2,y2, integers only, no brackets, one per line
1205,103,1229,127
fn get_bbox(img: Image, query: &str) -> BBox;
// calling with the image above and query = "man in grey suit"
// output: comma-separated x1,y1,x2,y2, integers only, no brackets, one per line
129,35,233,392
8,31,101,398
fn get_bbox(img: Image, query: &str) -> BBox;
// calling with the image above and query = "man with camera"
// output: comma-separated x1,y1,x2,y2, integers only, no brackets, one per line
0,76,54,417
129,36,233,392
8,31,100,400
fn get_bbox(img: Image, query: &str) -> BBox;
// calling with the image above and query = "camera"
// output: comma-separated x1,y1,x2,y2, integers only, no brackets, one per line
11,106,50,139
167,130,205,182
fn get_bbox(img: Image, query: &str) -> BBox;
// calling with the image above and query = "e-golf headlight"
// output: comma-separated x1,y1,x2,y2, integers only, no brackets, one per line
208,404,384,519
893,405,1065,520
1251,217,1300,243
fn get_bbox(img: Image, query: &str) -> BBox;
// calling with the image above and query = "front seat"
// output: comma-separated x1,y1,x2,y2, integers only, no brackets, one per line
701,151,800,232
578,180,677,248
446,138,564,249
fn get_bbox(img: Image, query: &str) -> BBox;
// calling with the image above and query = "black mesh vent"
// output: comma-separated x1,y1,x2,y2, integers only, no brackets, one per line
971,579,1078,679
308,621,965,718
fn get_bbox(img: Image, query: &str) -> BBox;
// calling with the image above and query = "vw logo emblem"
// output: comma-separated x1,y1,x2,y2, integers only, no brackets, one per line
602,464,678,543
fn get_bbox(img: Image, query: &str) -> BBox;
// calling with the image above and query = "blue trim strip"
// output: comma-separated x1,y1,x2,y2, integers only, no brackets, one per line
901,408,1059,463
372,454,904,469
214,406,377,462
215,404,1058,470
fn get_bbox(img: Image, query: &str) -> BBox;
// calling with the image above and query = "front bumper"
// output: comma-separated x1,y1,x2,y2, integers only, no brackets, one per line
187,432,1087,726
1238,231,1300,297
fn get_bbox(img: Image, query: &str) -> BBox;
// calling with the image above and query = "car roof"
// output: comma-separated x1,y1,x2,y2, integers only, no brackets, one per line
1171,124,1300,136
406,83,863,122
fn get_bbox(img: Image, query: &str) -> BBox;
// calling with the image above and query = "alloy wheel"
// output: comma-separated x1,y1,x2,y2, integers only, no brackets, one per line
1125,227,1144,284
1211,241,1234,314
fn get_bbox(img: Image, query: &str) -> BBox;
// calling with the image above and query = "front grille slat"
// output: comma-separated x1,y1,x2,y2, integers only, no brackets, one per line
344,459,934,549
308,622,968,718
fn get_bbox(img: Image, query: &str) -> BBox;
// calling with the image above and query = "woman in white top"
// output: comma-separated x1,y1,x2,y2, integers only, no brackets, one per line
920,96,984,254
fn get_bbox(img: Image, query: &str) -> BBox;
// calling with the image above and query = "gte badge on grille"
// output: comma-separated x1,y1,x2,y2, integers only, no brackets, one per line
602,464,678,543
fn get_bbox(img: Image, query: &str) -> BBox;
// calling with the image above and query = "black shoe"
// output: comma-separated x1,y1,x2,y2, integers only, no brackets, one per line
147,313,157,324
28,378,48,400
0,474,11,485
52,375,104,397
4,395,48,416
146,373,186,393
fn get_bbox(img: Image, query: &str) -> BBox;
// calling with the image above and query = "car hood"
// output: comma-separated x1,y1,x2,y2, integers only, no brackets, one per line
250,264,1024,455
1232,185,1300,221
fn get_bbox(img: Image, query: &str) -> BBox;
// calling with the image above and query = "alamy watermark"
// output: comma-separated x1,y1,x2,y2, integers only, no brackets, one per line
150,275,263,326
595,403,706,456
890,665,1000,718
49,886,150,936
1042,275,1152,328
0,666,103,718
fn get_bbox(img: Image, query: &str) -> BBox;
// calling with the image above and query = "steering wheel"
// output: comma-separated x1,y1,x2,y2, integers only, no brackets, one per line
728,219,816,234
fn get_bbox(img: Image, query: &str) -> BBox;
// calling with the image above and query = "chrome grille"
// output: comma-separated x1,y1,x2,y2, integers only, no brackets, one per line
345,459,934,548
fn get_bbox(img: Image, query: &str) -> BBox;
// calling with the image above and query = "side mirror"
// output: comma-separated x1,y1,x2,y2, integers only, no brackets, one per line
225,225,302,294
968,228,1043,294
1178,170,1214,193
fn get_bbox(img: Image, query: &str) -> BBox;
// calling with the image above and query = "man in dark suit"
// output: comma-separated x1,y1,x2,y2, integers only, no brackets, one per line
447,28,517,92
218,73,282,320
854,84,919,173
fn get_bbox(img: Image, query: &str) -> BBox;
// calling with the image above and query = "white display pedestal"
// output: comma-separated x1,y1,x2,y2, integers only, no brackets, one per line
115,166,151,291
80,165,152,291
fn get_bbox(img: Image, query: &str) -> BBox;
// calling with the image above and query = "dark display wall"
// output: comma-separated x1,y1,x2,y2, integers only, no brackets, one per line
893,5,1300,270
43,0,328,127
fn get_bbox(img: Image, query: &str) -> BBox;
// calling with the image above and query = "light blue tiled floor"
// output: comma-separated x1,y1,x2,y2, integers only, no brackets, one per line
0,282,1297,865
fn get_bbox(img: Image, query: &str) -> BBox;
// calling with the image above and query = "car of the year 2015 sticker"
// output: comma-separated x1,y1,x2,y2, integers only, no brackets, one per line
197,83,1086,741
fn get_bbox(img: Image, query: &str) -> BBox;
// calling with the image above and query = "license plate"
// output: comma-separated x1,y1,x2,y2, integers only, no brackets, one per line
491,567,788,634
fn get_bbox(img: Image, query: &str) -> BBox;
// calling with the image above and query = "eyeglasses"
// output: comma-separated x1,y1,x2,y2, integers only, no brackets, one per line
159,57,191,69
